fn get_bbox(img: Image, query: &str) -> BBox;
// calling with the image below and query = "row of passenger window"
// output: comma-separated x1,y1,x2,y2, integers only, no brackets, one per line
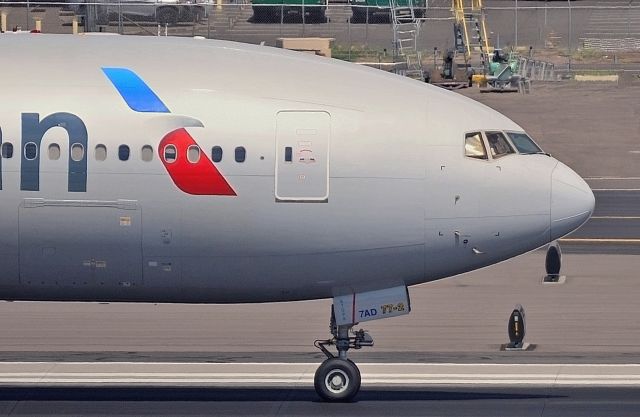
464,131,543,160
0,142,247,163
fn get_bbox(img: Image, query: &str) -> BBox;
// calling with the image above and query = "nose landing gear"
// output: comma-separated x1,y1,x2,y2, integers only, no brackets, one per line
313,285,410,401
314,358,361,402
313,308,374,402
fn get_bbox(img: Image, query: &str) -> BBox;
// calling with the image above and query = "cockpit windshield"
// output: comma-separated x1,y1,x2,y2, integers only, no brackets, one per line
485,131,515,159
463,130,546,161
507,132,544,154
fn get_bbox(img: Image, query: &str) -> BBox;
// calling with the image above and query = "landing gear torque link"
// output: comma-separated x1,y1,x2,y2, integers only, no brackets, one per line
313,307,374,402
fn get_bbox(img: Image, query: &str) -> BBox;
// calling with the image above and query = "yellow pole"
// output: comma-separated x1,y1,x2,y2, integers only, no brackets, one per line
34,18,42,32
72,16,78,34
216,0,222,11
482,13,489,52
458,0,471,58
0,12,7,32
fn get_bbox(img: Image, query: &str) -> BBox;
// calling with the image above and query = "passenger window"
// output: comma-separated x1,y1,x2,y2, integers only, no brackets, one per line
485,131,515,159
24,142,38,160
164,145,177,163
141,145,154,162
118,145,130,161
507,132,543,154
235,146,246,163
48,143,61,160
284,147,292,162
1,143,13,159
187,145,200,163
211,146,223,163
464,132,488,160
71,143,85,162
95,144,107,161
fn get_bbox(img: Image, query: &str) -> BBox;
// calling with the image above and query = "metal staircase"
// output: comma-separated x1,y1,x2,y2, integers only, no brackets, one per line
452,0,489,74
390,0,424,80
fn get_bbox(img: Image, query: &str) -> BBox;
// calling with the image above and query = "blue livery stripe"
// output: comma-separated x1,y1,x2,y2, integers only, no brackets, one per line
102,67,170,113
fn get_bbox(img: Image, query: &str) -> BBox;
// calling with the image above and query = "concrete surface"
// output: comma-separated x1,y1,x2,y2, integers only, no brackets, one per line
0,250,638,357
3,361,640,386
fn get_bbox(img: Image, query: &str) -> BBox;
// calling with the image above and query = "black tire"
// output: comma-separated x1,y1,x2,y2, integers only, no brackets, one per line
314,358,361,402
157,7,178,26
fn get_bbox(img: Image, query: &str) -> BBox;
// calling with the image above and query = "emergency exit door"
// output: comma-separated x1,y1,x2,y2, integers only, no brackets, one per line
275,111,330,202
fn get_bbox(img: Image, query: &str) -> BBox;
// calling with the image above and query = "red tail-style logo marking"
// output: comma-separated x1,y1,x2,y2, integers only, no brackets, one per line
159,128,236,196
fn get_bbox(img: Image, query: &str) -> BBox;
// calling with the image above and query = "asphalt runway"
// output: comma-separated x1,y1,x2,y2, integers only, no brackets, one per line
2,386,640,417
2,364,640,416
561,190,640,254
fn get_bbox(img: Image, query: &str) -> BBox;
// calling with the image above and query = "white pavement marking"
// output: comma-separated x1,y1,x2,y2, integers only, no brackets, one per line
2,362,640,387
585,177,640,191
590,216,640,220
585,177,640,180
560,238,640,244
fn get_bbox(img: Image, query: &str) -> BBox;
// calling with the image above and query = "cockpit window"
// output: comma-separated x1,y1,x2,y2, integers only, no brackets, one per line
485,131,515,159
507,132,543,154
464,132,488,160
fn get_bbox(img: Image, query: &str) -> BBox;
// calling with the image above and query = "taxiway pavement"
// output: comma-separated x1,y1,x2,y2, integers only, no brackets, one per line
1,386,640,417
2,363,640,416
562,190,640,254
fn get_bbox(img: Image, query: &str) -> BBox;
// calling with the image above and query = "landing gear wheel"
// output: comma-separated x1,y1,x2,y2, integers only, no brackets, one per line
314,358,361,402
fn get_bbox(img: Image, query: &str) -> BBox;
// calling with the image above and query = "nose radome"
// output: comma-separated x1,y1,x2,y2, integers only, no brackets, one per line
550,162,596,241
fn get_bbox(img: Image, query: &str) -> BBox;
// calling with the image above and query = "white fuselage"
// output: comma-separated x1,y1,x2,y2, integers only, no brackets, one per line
0,34,594,303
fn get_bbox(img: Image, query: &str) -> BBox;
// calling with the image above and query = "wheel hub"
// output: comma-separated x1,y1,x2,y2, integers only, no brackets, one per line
326,370,349,393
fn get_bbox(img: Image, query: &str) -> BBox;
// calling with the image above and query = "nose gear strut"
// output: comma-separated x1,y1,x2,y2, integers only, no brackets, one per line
313,307,374,402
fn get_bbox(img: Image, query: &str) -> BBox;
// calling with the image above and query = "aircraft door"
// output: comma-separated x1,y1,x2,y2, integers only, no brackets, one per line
275,111,330,202
18,199,143,286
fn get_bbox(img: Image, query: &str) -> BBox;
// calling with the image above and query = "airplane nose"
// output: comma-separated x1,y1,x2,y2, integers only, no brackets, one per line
550,162,596,241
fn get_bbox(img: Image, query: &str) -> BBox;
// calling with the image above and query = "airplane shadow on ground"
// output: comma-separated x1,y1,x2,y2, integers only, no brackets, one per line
0,387,563,402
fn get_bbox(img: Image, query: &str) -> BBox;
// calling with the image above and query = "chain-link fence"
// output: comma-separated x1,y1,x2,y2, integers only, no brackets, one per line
1,1,639,68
